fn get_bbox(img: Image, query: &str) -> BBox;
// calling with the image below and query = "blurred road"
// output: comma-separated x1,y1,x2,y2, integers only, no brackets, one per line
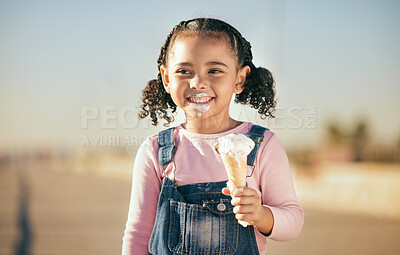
1,164,399,255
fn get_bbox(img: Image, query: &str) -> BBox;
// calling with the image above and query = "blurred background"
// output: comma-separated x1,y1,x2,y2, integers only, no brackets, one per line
1,0,399,254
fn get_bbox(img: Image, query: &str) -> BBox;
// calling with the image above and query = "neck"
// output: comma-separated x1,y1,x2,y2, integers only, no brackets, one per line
183,111,242,134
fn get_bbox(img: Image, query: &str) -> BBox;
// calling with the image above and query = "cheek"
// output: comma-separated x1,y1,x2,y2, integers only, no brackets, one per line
169,85,186,103
214,88,235,103
213,79,236,94
171,77,188,87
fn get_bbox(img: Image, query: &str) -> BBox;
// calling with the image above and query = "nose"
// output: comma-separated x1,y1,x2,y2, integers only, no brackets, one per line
190,75,208,90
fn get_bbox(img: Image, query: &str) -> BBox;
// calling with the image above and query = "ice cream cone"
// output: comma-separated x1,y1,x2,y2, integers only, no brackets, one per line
215,133,255,191
219,152,247,189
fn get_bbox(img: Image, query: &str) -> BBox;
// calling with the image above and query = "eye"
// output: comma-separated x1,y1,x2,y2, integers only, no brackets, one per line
209,69,223,74
176,69,191,74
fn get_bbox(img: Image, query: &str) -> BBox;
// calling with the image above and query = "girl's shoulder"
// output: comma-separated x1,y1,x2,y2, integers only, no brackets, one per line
241,122,277,149
254,126,288,166
138,126,179,151
226,122,282,158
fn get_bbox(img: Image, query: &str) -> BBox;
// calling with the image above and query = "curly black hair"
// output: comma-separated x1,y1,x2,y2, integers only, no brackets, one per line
139,18,276,126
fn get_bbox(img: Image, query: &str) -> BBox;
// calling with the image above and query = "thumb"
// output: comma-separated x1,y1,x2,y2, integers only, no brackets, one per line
221,187,231,196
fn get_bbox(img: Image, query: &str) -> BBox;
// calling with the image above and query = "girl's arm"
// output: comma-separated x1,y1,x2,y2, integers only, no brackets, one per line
222,133,304,240
257,134,304,241
122,137,162,255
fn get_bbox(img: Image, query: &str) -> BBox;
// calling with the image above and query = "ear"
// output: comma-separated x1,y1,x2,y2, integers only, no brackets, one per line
160,64,171,94
234,65,251,94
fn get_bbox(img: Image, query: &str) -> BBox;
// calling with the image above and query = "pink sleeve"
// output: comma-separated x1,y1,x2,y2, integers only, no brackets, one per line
257,134,304,241
122,137,162,255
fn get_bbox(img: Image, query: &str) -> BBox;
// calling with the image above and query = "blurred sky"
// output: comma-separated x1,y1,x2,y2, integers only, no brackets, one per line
0,0,399,150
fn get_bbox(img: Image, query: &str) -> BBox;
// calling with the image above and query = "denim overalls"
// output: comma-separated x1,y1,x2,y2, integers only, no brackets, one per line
149,125,268,255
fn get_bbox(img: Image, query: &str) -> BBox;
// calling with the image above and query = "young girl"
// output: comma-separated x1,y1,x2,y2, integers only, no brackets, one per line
122,18,304,255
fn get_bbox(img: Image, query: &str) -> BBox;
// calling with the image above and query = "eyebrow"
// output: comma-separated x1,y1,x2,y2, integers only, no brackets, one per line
173,61,228,68
207,61,228,68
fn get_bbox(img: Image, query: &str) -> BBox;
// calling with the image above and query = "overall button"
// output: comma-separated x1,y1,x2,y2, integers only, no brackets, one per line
217,202,226,211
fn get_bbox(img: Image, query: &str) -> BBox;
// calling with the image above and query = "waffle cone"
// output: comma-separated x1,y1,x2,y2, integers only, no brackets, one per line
220,152,247,189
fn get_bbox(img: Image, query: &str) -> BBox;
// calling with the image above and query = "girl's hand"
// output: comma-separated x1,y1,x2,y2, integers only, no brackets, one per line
222,187,274,236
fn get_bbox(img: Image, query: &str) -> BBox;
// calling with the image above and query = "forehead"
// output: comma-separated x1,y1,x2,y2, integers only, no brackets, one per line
167,33,237,65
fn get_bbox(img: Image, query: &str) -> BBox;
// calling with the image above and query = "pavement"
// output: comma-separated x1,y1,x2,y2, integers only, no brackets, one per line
1,162,400,255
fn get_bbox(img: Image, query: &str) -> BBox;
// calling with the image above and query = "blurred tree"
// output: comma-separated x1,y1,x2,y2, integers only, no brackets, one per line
327,122,344,145
325,118,370,162
351,119,369,161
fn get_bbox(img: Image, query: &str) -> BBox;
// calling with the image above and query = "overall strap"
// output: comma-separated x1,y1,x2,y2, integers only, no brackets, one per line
246,124,269,166
158,127,175,166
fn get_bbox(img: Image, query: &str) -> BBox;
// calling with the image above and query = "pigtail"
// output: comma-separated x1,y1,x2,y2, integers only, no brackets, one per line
139,73,176,126
228,25,276,119
138,22,186,126
235,64,276,119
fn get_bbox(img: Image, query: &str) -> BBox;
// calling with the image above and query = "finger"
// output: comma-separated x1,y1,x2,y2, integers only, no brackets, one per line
232,187,257,198
233,205,257,214
232,188,244,197
231,196,260,206
235,214,255,225
221,187,231,196
240,187,259,197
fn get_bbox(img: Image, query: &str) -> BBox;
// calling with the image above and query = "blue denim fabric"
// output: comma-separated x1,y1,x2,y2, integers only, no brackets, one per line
158,127,175,166
246,125,268,166
148,178,260,255
149,124,268,254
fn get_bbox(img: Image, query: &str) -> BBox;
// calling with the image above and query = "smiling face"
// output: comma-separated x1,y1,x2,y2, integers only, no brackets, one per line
160,34,250,124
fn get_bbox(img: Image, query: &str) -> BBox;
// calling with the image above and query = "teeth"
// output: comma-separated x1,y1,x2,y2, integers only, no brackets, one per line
188,97,212,103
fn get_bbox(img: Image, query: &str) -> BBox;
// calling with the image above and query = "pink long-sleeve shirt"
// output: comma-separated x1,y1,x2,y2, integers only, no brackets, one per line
122,122,304,255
